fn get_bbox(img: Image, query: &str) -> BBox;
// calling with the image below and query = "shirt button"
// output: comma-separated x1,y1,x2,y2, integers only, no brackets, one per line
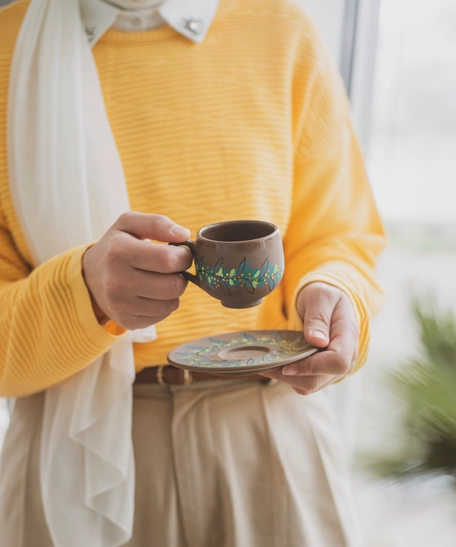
181,18,203,35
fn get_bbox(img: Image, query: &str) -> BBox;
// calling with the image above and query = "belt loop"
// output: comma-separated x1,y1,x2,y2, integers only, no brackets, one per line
157,365,193,386
183,369,193,385
156,365,167,387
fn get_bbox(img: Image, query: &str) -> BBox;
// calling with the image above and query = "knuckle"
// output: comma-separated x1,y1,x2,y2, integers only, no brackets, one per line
151,214,172,230
116,211,134,227
333,352,351,375
159,248,179,272
105,235,125,264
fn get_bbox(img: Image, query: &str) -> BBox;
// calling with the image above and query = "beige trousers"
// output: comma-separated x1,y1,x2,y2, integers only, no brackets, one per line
0,378,360,547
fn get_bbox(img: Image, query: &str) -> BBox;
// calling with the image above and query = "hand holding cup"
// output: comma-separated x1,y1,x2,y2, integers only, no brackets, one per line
82,212,193,329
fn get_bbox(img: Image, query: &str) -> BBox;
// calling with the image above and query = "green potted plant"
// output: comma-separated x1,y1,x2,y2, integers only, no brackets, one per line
364,298,456,483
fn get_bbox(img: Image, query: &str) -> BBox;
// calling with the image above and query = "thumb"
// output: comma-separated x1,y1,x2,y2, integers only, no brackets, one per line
116,212,191,242
304,313,330,348
299,287,336,348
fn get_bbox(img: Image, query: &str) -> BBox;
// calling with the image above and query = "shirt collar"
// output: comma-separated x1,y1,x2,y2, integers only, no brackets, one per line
79,0,220,47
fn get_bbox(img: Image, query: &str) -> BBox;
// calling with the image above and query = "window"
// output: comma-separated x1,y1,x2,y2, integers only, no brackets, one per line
369,0,456,222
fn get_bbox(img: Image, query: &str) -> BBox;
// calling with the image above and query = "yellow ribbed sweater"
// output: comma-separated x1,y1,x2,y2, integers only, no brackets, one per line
0,0,385,397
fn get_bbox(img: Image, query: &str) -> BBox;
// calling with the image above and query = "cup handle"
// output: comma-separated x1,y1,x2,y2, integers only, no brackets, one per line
168,240,198,285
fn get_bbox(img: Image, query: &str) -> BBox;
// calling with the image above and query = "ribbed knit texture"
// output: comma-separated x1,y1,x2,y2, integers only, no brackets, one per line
0,0,385,397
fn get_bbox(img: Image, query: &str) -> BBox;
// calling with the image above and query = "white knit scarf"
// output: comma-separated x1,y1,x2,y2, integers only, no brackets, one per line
8,0,156,545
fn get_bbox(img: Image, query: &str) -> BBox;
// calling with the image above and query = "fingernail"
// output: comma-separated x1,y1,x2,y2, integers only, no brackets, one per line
171,224,191,238
310,330,328,342
283,365,297,376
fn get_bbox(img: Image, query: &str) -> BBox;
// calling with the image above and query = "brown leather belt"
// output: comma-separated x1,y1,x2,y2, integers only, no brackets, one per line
134,365,269,386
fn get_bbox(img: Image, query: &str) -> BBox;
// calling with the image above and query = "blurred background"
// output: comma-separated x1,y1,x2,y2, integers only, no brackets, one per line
1,0,455,545
302,0,456,545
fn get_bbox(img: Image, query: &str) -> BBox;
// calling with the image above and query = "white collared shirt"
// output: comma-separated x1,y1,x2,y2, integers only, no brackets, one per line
80,0,220,46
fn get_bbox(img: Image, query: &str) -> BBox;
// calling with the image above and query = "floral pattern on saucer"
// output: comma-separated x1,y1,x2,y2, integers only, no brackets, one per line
168,330,314,370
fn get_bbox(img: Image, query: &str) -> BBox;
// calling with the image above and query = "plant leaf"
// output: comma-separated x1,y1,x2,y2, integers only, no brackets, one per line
220,281,231,295
214,257,224,272
202,276,213,289
236,258,246,275
260,258,269,278
197,256,205,270
244,279,255,294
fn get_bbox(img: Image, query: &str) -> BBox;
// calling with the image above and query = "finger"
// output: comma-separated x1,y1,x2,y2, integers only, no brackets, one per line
115,212,191,243
301,285,340,347
293,375,337,396
282,312,358,377
286,290,359,376
281,343,354,377
260,367,332,394
118,296,181,318
125,270,188,300
107,234,193,274
118,313,172,331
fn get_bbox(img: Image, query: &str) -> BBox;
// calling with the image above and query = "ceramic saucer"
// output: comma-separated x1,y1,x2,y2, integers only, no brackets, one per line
167,330,319,374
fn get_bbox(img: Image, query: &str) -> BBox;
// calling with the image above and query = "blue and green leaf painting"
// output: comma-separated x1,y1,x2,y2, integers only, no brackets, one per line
174,331,304,369
195,257,283,296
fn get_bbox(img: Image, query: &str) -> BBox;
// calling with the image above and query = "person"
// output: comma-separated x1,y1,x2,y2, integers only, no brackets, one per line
0,0,386,545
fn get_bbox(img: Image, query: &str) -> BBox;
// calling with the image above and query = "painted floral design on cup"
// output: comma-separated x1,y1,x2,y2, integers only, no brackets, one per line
172,220,284,309
195,257,284,296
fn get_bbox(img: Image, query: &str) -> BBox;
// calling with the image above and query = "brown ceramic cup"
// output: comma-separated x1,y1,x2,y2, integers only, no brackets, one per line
172,220,284,309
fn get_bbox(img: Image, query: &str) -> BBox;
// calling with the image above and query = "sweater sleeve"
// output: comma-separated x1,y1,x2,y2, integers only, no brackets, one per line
282,26,386,372
0,207,123,397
